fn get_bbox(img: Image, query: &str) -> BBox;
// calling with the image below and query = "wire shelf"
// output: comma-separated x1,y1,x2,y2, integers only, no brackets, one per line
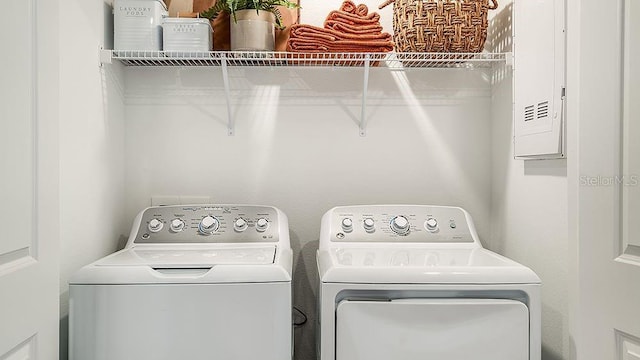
108,50,509,69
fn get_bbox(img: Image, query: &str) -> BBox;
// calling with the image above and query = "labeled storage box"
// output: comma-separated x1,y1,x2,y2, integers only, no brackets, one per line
162,18,213,54
114,0,168,51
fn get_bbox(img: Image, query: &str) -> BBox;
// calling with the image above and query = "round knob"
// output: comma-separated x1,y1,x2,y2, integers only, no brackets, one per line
390,216,410,235
363,218,375,232
170,218,185,232
425,218,438,232
234,218,248,232
148,218,163,233
199,216,219,234
341,218,353,232
256,218,269,232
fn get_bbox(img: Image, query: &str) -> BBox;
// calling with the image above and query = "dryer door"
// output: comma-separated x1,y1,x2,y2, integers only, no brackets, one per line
336,298,528,360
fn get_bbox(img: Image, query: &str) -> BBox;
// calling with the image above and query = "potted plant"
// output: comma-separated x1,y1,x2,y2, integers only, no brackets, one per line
200,0,299,51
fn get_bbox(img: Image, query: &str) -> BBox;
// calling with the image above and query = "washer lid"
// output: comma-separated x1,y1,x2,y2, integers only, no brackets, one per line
318,248,541,284
70,245,292,284
96,246,276,267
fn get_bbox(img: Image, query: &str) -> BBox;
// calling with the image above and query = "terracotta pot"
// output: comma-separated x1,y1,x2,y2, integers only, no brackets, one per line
230,9,276,51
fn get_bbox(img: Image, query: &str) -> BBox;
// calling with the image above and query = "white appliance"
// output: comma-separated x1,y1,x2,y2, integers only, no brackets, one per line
317,205,541,360
69,204,292,360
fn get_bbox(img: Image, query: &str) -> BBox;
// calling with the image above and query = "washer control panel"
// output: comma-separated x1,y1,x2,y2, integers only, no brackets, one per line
134,205,279,244
329,205,474,243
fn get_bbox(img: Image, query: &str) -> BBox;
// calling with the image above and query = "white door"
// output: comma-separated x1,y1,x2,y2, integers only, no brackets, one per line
568,0,640,359
0,0,59,359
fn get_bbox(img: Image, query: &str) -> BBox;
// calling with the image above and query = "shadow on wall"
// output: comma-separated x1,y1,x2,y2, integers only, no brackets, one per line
524,159,568,177
291,231,319,360
543,346,565,360
541,302,567,360
60,311,69,360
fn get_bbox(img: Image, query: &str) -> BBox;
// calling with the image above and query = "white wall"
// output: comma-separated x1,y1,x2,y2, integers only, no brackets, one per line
491,79,569,360
486,3,570,358
123,66,493,359
488,4,569,359
58,1,128,359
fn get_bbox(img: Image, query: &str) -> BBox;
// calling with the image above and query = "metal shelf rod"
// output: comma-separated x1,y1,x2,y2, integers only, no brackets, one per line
221,56,234,136
360,54,370,137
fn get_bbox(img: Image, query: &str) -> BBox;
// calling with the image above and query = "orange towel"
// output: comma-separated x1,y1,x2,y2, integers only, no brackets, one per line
290,24,392,42
286,25,393,52
324,20,383,35
325,9,381,25
286,0,394,53
340,0,357,14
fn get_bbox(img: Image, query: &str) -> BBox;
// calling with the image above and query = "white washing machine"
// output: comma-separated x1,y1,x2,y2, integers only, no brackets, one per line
69,205,292,360
317,205,541,360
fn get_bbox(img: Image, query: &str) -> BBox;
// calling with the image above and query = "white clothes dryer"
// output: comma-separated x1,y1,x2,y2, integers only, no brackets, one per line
317,205,541,360
69,205,292,360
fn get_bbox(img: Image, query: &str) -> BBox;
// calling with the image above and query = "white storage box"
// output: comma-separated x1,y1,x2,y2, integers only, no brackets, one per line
114,0,168,51
162,18,213,54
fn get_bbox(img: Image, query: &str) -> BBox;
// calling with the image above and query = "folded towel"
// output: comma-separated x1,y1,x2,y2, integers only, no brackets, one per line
286,0,394,53
286,39,394,52
287,27,394,52
290,24,392,42
324,20,383,35
326,9,381,25
287,39,393,52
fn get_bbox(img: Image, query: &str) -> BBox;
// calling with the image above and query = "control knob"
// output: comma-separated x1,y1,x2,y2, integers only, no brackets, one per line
390,216,410,235
341,218,353,233
425,218,439,232
170,218,185,232
148,218,163,233
256,218,269,232
363,218,375,233
199,216,219,235
234,218,248,232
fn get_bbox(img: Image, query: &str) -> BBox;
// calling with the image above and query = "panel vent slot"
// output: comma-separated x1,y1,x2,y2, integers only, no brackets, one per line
524,105,535,121
537,101,549,119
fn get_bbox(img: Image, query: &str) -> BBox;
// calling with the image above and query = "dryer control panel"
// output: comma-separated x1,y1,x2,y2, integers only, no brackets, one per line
326,205,475,243
133,205,280,244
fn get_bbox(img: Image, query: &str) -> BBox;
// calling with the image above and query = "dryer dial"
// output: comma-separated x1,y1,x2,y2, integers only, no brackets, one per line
425,218,439,232
256,218,269,232
390,216,410,235
234,218,248,232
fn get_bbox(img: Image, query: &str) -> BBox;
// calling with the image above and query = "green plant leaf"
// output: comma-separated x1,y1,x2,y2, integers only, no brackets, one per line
200,0,298,25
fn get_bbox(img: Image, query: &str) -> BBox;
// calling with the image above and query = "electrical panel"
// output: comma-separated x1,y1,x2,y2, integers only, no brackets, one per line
513,0,566,159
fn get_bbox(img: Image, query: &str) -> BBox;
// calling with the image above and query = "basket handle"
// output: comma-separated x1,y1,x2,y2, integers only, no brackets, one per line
489,0,498,10
378,0,394,10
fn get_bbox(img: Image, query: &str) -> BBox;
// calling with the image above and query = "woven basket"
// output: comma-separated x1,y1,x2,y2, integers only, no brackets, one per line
379,0,498,52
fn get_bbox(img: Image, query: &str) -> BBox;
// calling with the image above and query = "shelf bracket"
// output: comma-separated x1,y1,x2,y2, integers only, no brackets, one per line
99,47,112,66
359,54,370,137
221,56,234,136
505,51,514,68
